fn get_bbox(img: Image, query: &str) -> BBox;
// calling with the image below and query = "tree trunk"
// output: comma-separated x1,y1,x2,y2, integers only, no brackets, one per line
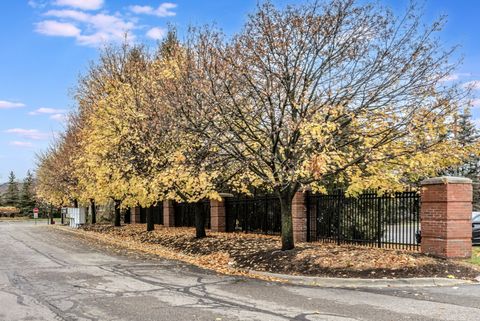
279,193,294,250
146,206,155,231
114,200,121,227
195,202,206,238
90,199,96,224
49,205,54,224
125,207,131,224
73,199,78,208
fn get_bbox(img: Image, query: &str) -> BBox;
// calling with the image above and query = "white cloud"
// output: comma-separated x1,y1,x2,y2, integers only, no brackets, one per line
44,9,89,21
40,10,136,46
440,74,459,82
463,80,480,90
0,100,25,109
35,20,81,37
29,108,69,122
146,27,166,40
28,1,47,9
76,32,111,46
76,15,136,46
5,128,50,140
54,0,103,11
439,73,471,83
130,3,177,17
9,141,34,148
29,107,66,115
130,5,152,14
50,113,68,122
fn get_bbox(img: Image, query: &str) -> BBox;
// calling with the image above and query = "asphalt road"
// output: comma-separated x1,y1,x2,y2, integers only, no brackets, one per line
2,222,480,321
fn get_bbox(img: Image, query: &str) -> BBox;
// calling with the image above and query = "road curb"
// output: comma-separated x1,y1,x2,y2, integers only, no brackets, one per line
248,270,477,288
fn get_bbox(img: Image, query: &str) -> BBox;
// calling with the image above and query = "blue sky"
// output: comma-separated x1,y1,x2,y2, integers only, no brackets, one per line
0,0,479,182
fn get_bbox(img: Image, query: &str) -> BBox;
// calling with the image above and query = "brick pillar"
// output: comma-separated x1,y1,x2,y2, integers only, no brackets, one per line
210,193,233,232
420,176,472,258
131,206,141,224
292,191,308,243
163,200,175,227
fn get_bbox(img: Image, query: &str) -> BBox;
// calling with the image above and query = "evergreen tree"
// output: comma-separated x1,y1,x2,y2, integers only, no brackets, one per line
458,108,479,144
4,171,19,207
442,107,480,211
19,170,36,215
447,108,480,177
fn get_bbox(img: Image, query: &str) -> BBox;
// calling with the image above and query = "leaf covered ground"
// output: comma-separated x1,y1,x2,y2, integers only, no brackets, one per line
66,224,480,280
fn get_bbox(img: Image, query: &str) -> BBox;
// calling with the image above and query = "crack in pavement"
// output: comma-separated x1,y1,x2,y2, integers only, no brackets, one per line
99,264,306,320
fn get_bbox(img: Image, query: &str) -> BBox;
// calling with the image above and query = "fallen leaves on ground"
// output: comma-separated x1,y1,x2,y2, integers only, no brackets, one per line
55,224,480,280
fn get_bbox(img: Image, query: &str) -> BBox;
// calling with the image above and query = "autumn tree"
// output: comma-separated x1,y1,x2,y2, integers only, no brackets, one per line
73,40,181,229
151,31,251,237
36,117,82,208
73,44,147,227
173,0,476,250
73,33,229,236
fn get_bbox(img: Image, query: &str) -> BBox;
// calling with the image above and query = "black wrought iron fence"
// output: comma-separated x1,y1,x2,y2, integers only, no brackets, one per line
225,195,281,234
152,204,163,225
138,204,163,225
307,190,420,250
173,200,211,228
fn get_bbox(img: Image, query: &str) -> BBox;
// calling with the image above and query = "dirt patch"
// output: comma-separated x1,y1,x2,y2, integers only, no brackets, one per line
71,224,480,280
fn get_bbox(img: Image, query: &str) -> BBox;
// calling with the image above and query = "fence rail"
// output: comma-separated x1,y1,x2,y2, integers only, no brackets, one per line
225,195,281,234
307,191,420,250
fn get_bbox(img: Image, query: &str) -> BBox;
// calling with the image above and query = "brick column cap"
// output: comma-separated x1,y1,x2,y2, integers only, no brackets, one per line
421,176,472,186
218,193,234,198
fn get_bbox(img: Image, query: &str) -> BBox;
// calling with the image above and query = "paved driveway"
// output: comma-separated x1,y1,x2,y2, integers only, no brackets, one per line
1,221,480,321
